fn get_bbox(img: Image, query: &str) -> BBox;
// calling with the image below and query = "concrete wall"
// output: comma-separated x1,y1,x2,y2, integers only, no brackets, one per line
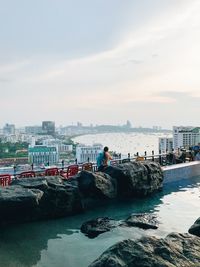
163,161,200,184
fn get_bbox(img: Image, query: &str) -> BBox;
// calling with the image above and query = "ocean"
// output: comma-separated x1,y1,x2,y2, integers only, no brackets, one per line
72,132,172,157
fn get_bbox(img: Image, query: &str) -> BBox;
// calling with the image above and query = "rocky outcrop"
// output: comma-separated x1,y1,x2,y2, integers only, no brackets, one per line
81,217,119,238
188,217,200,237
0,176,83,225
89,232,200,267
77,171,117,199
103,161,163,197
0,161,164,225
124,213,158,229
81,214,159,238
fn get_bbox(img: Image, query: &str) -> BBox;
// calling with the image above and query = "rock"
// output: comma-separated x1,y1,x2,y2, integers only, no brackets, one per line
77,171,117,199
89,233,200,267
0,176,83,225
103,161,163,197
124,213,159,229
0,185,43,224
81,217,119,238
188,217,200,237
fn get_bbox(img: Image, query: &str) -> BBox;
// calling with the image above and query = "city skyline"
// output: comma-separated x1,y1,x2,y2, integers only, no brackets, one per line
1,1,200,128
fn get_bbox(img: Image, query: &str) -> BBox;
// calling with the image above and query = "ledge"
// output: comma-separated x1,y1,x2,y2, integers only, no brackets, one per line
162,161,200,184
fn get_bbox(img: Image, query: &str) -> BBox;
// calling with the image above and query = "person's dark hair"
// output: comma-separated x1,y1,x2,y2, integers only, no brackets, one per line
104,146,109,152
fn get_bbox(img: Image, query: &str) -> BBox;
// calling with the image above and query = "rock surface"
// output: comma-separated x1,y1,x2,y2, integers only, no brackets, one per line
81,217,119,238
81,214,159,238
0,161,164,225
124,213,159,229
89,232,200,267
188,217,200,237
77,171,117,199
0,176,83,225
103,162,163,197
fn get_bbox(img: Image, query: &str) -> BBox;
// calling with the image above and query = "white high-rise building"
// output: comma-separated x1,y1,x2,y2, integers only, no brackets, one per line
76,143,103,163
173,126,200,150
159,137,173,153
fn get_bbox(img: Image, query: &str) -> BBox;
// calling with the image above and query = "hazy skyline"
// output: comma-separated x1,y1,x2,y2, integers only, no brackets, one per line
1,0,200,129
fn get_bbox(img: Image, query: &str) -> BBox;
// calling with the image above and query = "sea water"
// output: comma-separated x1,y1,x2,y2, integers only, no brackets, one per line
72,132,171,156
0,176,199,267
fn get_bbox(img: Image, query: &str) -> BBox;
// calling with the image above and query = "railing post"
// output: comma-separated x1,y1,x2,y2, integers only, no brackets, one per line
159,150,162,165
13,165,17,179
152,150,154,162
61,160,64,171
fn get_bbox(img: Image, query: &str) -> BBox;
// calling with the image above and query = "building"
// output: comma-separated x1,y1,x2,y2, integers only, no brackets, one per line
42,138,73,153
42,121,55,136
3,123,15,135
28,145,59,165
159,137,173,153
25,126,43,135
76,143,103,163
173,126,200,150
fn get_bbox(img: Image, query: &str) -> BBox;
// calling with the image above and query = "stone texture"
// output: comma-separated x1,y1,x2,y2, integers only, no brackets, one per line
77,171,117,199
124,213,159,229
103,161,163,197
188,217,200,237
0,176,83,225
89,233,200,267
81,217,119,238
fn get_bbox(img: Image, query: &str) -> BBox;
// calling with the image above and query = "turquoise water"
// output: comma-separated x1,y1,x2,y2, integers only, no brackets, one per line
0,176,199,267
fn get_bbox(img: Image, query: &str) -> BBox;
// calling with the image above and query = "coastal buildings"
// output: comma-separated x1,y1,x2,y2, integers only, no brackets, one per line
28,145,59,165
173,126,200,150
76,143,103,163
159,137,173,153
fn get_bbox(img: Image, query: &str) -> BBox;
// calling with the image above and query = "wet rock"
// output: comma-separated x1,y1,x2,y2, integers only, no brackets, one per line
81,217,119,238
103,161,163,197
124,213,159,229
0,185,43,224
188,217,200,237
0,176,83,225
77,171,117,199
89,233,200,267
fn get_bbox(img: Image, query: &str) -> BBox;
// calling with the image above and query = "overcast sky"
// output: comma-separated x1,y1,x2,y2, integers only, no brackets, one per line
0,0,200,129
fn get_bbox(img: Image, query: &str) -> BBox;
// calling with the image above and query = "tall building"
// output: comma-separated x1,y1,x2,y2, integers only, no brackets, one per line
159,137,173,153
173,126,200,150
3,123,15,135
42,121,55,136
76,143,103,163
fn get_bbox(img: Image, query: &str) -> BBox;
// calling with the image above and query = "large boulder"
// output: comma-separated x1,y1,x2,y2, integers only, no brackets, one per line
0,176,83,225
103,161,163,197
77,171,117,199
0,185,43,224
188,217,200,237
89,232,200,267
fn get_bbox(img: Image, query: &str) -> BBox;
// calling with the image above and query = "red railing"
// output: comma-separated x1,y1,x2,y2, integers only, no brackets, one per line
0,174,12,186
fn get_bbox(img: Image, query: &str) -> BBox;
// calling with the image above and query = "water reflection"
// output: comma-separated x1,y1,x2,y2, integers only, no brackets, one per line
0,176,199,267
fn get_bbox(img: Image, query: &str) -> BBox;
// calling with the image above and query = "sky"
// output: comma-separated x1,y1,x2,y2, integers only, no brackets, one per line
0,0,200,129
